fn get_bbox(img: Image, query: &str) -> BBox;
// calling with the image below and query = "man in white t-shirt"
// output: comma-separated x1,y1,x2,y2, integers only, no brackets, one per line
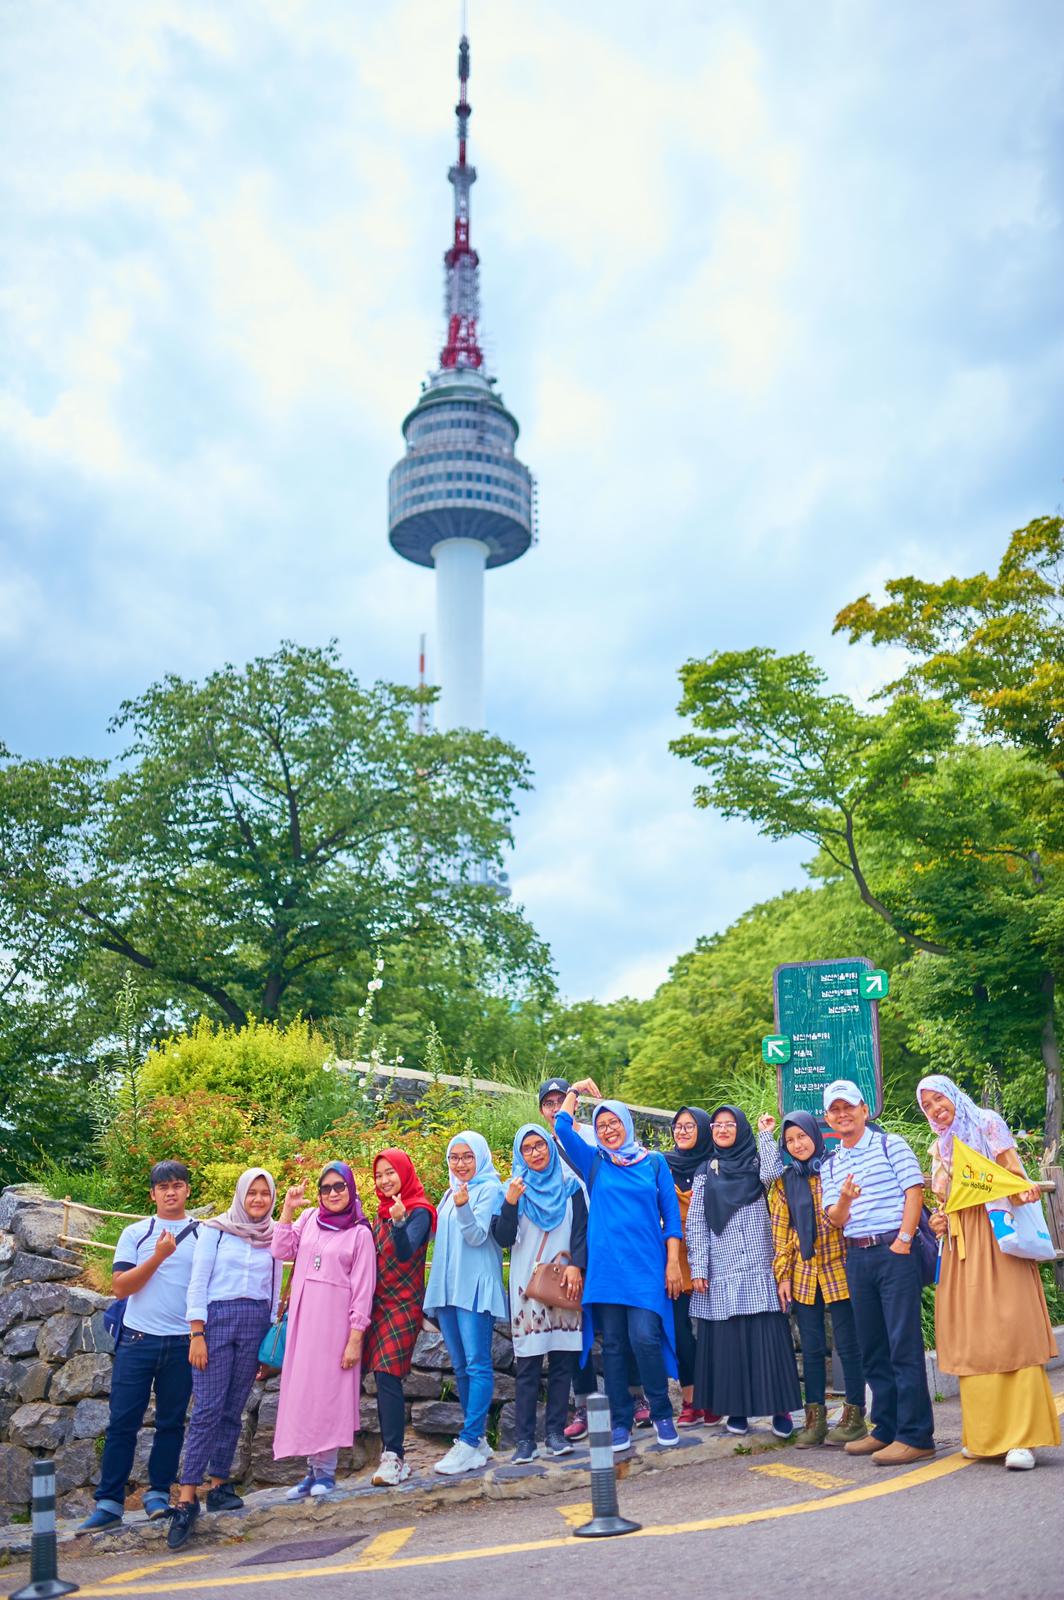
79,1160,200,1532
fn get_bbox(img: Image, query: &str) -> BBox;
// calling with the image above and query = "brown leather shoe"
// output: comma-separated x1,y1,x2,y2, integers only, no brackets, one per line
871,1441,936,1467
844,1434,890,1455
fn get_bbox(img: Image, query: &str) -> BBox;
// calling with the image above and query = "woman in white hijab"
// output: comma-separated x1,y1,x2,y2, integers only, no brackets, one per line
919,1076,1060,1471
168,1169,280,1548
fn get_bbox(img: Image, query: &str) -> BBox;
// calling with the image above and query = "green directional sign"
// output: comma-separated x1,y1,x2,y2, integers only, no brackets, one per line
762,1035,792,1065
859,968,890,1000
772,957,883,1118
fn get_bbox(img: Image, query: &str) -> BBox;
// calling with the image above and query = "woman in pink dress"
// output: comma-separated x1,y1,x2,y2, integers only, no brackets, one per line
270,1160,377,1498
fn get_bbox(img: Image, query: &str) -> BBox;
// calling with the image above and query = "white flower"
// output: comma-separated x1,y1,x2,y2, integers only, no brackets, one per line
358,1007,366,1017
322,1062,333,1074
396,1055,405,1065
376,958,385,972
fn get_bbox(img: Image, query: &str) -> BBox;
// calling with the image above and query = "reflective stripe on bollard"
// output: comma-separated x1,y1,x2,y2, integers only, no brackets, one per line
572,1392,641,1537
9,1460,78,1599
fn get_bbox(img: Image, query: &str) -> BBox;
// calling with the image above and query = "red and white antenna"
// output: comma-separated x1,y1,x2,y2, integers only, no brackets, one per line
439,27,484,371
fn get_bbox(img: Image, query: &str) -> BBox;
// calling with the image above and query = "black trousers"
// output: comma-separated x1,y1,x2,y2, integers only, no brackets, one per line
375,1371,406,1458
672,1291,696,1388
514,1350,576,1441
845,1244,933,1448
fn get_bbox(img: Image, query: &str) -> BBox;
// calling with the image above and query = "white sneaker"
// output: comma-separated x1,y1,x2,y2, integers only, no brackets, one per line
477,1438,494,1460
372,1450,411,1487
1005,1448,1036,1471
961,1447,975,1459
434,1440,486,1476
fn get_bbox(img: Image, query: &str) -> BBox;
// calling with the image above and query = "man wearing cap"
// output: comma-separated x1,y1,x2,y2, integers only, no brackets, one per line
538,1077,599,1172
820,1082,934,1466
80,1161,200,1532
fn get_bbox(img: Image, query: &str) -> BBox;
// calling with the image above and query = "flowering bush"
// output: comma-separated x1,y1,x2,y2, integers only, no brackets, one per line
137,1017,333,1116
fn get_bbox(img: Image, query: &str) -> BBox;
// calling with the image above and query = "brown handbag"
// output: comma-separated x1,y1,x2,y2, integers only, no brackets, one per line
523,1230,583,1310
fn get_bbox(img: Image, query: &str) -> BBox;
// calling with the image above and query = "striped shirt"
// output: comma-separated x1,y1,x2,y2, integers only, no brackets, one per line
767,1175,849,1305
820,1128,924,1238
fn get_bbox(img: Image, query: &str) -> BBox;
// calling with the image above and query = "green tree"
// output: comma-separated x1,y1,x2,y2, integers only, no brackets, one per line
0,643,552,1033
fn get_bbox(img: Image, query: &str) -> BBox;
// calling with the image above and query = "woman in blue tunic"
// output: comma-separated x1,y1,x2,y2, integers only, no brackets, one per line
553,1088,683,1451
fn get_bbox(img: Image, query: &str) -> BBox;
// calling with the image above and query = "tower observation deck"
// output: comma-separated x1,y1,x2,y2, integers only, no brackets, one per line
388,33,534,732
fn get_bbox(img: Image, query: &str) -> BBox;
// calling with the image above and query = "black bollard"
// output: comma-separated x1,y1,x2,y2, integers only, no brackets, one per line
572,1392,641,1538
9,1460,78,1599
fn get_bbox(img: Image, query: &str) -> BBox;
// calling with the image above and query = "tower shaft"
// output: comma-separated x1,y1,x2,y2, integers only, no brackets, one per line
432,537,487,730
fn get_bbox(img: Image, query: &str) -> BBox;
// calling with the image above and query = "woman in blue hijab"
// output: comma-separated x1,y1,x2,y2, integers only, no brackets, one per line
552,1090,684,1451
491,1124,588,1462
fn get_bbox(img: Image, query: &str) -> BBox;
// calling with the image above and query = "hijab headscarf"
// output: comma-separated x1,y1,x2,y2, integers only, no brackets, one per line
373,1148,437,1231
592,1100,648,1166
316,1160,370,1232
664,1107,714,1190
204,1167,276,1247
444,1131,503,1198
511,1123,579,1232
916,1074,1015,1185
702,1105,764,1234
779,1111,826,1261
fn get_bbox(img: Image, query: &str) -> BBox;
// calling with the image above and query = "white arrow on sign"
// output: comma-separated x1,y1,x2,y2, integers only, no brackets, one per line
864,973,886,996
765,1039,789,1061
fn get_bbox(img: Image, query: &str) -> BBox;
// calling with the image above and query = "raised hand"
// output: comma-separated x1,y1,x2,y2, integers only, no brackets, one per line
453,1183,470,1208
153,1229,177,1261
282,1182,308,1221
840,1173,862,1202
506,1176,526,1205
389,1197,408,1226
570,1077,603,1099
757,1113,777,1135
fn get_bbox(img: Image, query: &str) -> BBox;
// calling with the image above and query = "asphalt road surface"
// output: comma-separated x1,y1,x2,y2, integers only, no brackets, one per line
22,1378,1064,1600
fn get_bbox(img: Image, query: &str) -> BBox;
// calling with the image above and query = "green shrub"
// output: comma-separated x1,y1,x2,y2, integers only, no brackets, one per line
138,1017,332,1118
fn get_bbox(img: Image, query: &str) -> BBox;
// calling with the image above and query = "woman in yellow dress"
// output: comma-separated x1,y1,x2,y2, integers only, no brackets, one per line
918,1074,1060,1470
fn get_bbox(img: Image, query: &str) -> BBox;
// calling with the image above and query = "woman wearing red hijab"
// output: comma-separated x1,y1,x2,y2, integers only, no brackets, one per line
364,1148,437,1485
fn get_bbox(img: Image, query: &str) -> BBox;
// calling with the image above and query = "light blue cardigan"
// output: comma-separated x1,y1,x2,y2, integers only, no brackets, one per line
423,1179,506,1319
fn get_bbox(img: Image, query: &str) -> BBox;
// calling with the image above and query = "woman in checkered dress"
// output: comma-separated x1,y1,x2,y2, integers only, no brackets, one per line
363,1149,437,1487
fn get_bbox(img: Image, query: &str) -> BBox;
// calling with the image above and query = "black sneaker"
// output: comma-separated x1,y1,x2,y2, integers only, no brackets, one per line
510,1439,538,1464
166,1500,200,1550
544,1432,573,1456
205,1482,244,1512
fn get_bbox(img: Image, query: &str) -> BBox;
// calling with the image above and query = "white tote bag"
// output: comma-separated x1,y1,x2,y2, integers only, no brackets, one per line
987,1199,1057,1263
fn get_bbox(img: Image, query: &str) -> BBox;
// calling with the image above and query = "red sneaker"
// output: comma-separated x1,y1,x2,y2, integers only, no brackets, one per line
703,1412,723,1425
676,1404,704,1428
563,1407,588,1441
633,1398,652,1428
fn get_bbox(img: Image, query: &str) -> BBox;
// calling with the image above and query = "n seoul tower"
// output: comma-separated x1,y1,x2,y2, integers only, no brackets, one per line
388,31,535,732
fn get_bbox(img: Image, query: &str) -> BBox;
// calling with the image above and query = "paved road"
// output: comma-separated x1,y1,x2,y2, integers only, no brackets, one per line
29,1380,1064,1600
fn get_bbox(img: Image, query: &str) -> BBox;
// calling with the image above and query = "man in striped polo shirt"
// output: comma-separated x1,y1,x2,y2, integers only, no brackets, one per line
821,1080,935,1466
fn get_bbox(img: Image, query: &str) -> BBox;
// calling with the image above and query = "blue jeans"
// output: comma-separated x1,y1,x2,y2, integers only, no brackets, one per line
597,1303,673,1429
793,1291,865,1406
845,1244,934,1448
95,1331,193,1513
435,1306,495,1448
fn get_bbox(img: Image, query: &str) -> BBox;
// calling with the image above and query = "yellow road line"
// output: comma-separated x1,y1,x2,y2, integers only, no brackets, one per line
555,1502,593,1528
100,1555,214,1584
350,1527,415,1566
750,1462,850,1491
71,1451,973,1596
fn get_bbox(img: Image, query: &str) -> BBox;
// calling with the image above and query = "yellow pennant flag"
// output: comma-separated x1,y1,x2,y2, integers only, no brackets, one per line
945,1137,1024,1214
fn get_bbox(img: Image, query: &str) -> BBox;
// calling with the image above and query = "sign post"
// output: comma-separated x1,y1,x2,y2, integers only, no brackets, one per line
772,957,884,1118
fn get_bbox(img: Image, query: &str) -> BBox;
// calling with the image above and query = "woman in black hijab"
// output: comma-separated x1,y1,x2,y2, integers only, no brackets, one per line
767,1111,867,1447
664,1108,714,1425
685,1105,801,1437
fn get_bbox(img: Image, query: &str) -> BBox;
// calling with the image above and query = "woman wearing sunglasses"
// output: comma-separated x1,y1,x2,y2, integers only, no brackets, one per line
270,1161,377,1499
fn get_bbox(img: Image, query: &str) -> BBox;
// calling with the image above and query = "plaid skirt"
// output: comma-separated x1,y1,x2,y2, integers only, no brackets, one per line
363,1220,428,1378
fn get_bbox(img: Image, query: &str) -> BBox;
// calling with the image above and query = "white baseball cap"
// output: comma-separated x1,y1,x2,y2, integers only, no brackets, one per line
823,1079,864,1110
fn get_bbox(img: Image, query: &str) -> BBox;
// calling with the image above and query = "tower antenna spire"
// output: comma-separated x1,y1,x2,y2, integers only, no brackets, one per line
440,24,482,369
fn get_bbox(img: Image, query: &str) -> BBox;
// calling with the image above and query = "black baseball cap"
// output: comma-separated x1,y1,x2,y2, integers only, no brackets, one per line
149,1160,191,1188
538,1078,570,1105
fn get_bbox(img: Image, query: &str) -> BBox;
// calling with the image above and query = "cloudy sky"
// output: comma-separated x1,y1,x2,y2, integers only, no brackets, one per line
2,0,1062,1001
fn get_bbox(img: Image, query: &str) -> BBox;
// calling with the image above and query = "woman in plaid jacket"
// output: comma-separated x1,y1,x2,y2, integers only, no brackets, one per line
363,1149,437,1487
768,1111,866,1447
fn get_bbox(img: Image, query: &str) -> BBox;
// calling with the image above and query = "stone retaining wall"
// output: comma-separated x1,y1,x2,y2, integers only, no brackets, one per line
0,1186,521,1523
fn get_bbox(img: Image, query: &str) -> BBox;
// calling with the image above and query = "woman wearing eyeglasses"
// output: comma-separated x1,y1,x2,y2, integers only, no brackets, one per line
664,1108,716,1426
686,1107,801,1439
423,1131,506,1476
270,1162,377,1499
491,1124,588,1463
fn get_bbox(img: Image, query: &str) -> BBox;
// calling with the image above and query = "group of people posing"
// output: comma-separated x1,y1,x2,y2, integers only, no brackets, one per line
79,1070,1061,1549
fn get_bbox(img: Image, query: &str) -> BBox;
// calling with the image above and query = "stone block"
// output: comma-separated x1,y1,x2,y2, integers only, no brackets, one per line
410,1399,465,1436
0,1357,20,1398
361,1370,376,1395
79,1312,113,1354
8,1401,74,1450
50,1354,113,1404
230,1411,255,1483
72,1397,111,1439
15,1361,52,1403
0,1442,32,1509
64,1287,111,1316
492,1372,516,1402
495,1400,516,1447
37,1313,84,1360
130,1427,155,1484
2,1322,42,1358
54,1438,99,1494
337,1440,369,1476
58,1487,96,1519
0,1283,66,1333
359,1398,380,1434
411,1327,452,1370
403,1369,443,1399
8,1251,79,1284
0,1187,51,1234
11,1205,67,1256
490,1331,514,1373
0,1232,15,1267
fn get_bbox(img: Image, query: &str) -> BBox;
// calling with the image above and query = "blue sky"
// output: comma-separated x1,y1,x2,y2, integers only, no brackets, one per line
2,1,1062,1001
